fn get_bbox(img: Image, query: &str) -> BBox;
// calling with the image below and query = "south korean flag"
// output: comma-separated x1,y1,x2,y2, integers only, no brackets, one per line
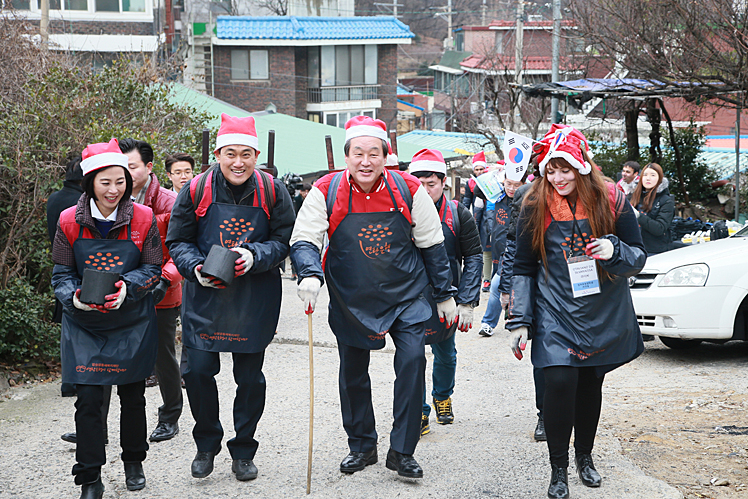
502,131,533,181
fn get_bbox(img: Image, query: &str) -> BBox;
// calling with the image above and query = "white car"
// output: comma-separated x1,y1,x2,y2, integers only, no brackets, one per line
629,227,748,349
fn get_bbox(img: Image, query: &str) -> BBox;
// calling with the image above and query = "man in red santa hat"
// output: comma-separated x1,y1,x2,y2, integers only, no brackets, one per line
290,116,457,479
166,114,295,482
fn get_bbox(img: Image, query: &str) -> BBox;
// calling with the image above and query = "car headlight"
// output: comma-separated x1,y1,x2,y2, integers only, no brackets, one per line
658,263,709,287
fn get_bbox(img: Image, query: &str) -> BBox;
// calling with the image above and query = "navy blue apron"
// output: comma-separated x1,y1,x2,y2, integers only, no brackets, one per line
325,174,430,350
181,193,280,354
531,206,643,370
61,225,157,385
425,197,459,345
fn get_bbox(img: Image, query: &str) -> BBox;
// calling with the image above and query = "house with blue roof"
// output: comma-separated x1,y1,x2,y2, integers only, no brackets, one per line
202,15,414,130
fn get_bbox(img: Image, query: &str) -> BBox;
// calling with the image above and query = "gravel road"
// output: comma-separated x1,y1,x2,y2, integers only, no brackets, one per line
0,277,682,499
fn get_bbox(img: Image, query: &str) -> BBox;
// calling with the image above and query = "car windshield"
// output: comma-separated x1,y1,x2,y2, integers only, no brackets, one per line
734,225,748,237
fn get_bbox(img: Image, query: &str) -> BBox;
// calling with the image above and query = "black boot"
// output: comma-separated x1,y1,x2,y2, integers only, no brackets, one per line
79,475,104,499
124,461,146,491
547,464,569,499
575,453,601,487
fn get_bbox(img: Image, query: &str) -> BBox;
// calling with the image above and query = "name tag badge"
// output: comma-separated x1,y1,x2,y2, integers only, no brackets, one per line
567,255,601,298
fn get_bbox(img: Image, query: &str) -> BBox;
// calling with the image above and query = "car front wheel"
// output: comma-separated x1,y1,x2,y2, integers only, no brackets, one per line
659,337,703,350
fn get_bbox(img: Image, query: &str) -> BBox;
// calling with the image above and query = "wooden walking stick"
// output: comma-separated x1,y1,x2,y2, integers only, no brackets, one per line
201,129,210,173
325,135,335,171
306,311,314,494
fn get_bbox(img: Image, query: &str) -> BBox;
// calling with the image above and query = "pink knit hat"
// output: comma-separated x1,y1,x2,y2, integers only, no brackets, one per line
536,124,591,176
80,138,129,176
409,148,447,176
345,115,388,142
214,113,260,154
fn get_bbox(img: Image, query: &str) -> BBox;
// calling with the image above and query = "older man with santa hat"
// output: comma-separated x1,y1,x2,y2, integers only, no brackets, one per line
166,114,295,482
290,116,457,479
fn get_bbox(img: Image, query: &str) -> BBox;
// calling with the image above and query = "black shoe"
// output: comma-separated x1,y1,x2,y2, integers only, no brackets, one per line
547,464,569,499
420,414,430,437
191,447,221,478
62,432,108,445
340,448,378,474
385,448,423,478
145,374,159,387
433,397,454,424
149,421,179,442
124,461,146,491
79,476,104,499
232,459,258,481
575,453,601,487
534,417,547,441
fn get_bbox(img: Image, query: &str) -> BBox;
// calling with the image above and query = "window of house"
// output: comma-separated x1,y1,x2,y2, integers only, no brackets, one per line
5,0,31,9
122,0,144,11
95,0,117,11
325,113,337,127
231,49,269,80
250,50,269,79
313,45,378,87
66,0,87,9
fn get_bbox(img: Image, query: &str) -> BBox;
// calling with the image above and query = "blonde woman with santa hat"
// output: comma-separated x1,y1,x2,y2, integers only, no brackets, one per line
51,139,163,498
506,125,646,499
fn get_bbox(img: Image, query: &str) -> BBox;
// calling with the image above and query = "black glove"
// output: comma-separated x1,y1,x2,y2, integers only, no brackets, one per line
152,277,171,305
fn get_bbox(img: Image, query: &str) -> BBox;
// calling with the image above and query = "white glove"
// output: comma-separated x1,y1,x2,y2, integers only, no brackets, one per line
73,289,95,312
194,265,225,289
436,297,457,327
298,277,321,314
455,303,473,332
500,292,510,310
585,238,614,261
509,326,529,360
104,281,127,310
231,247,254,277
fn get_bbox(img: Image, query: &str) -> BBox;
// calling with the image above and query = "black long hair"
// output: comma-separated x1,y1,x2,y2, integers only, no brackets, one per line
82,166,133,202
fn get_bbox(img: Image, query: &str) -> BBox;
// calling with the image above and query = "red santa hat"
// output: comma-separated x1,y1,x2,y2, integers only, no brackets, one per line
214,113,260,154
344,115,388,142
386,142,399,167
409,148,447,176
472,151,487,169
80,138,129,176
536,124,592,176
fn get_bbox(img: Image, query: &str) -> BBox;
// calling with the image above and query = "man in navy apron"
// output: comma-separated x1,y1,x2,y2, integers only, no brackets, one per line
166,114,295,482
290,116,457,479
408,149,482,437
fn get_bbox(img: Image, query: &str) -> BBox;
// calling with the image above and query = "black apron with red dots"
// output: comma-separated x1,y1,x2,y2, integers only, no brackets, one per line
325,175,430,350
530,214,643,369
424,196,459,345
181,193,279,353
62,225,158,385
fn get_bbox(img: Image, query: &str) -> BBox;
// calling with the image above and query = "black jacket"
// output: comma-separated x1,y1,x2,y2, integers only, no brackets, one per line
46,181,84,243
452,200,483,306
634,178,675,256
498,182,533,294
166,167,296,281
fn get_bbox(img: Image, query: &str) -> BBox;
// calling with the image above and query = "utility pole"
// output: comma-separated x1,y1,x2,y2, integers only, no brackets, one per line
736,104,742,221
551,0,561,123
481,0,487,25
513,0,524,131
447,0,453,49
40,0,49,46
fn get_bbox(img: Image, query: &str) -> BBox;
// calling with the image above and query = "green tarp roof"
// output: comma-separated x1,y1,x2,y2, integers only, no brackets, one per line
167,83,451,177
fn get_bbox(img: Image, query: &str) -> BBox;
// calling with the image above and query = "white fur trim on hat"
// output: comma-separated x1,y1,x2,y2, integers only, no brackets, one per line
538,150,592,177
409,159,447,176
81,152,129,176
215,133,260,153
472,160,487,168
345,125,388,142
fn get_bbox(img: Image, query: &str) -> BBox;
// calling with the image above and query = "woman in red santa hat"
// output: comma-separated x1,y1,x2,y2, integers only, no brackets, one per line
505,125,646,499
52,139,162,498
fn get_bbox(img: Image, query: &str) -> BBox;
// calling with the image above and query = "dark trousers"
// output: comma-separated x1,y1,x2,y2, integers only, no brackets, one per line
154,307,183,423
73,381,148,484
183,346,266,460
534,366,545,418
543,366,605,468
337,319,426,455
